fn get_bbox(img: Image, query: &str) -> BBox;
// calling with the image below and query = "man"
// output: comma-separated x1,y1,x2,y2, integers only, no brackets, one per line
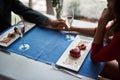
0,0,65,32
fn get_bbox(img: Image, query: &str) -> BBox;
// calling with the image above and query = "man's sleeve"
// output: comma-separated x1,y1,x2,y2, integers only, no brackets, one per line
12,0,48,26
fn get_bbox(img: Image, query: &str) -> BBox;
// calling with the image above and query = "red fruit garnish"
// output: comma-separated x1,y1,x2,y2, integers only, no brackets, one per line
78,44,86,50
7,33,15,38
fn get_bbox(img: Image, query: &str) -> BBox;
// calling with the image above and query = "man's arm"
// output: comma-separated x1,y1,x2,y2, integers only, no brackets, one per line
12,0,48,26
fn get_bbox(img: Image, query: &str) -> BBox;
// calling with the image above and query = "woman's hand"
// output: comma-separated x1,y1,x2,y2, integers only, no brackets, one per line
93,8,114,44
99,8,115,25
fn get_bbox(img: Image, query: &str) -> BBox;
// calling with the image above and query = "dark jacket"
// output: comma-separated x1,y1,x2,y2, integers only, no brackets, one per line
0,0,48,32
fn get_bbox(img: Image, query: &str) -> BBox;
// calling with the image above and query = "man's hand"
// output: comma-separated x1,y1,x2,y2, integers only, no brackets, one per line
46,18,67,30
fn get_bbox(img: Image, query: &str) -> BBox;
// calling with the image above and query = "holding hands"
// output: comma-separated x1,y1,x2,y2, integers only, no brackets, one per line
45,18,67,30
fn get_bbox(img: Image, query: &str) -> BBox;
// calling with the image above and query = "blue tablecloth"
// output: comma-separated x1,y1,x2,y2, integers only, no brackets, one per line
1,25,104,79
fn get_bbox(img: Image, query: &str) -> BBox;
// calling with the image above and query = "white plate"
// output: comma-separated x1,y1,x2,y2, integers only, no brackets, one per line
0,22,35,47
56,35,93,71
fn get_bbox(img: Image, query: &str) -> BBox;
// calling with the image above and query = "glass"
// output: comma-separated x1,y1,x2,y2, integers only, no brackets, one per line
15,17,30,52
64,8,75,41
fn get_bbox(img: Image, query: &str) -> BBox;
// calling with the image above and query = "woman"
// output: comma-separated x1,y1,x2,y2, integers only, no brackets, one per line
61,0,120,79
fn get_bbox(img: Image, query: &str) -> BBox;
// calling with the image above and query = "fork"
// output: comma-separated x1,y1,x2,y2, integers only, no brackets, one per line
51,64,82,79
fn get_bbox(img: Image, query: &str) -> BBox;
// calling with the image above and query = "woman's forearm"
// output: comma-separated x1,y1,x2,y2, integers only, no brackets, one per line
70,26,96,37
93,8,113,44
93,25,106,44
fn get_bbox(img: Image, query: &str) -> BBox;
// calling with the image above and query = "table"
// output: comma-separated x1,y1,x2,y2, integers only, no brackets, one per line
0,19,104,80
0,51,94,80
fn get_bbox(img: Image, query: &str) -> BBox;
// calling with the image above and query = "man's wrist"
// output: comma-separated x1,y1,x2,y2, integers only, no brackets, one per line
45,18,53,26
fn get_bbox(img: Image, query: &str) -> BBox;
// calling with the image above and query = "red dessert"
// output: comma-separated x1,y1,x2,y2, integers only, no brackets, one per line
78,44,86,50
70,47,81,58
7,33,15,38
14,27,18,33
14,27,20,35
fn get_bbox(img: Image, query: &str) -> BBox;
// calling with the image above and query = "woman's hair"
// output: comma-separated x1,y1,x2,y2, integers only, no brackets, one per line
114,0,120,20
111,0,120,33
105,0,120,42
